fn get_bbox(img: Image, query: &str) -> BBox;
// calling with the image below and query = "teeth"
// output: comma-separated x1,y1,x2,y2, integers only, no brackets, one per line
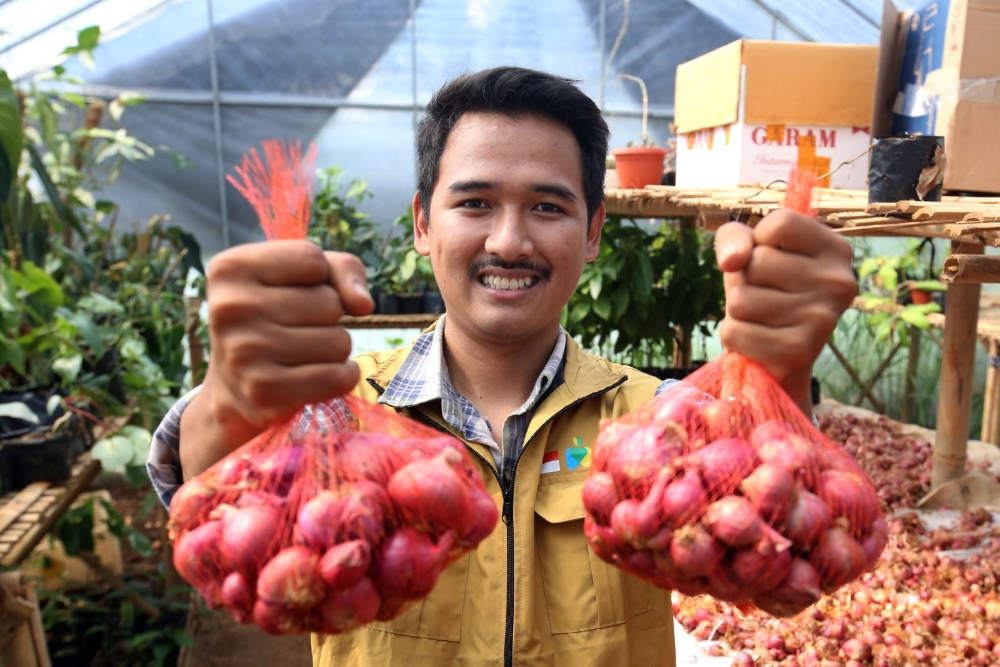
482,275,537,290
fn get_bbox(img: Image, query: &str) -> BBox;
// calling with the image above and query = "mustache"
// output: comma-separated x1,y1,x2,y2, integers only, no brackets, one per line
468,257,551,282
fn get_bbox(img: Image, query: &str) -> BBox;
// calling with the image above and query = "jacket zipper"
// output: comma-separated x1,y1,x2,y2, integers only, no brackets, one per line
368,375,628,667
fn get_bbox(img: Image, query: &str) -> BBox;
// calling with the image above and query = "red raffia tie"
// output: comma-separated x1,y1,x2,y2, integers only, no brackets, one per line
226,140,319,241
783,166,818,217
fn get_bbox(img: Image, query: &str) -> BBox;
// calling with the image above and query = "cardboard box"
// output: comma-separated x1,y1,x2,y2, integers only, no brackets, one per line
873,0,1000,194
674,40,879,190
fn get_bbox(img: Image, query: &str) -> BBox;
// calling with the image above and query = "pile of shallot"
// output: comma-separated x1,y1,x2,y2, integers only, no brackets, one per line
583,354,886,617
169,395,498,634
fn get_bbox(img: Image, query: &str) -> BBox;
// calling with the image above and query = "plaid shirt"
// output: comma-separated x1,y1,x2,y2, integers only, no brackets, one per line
379,315,566,485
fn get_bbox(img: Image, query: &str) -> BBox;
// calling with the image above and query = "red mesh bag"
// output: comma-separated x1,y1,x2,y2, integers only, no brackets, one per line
168,141,498,634
582,169,885,618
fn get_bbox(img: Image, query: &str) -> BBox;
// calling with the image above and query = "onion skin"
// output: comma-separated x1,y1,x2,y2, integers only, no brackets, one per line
213,454,254,486
686,438,760,499
753,558,822,618
584,515,633,562
336,434,413,486
780,488,831,551
173,520,226,607
601,422,682,496
738,462,797,526
817,469,879,538
168,480,217,539
256,546,326,608
582,472,620,525
669,524,724,579
660,470,710,528
388,449,473,534
253,598,312,635
809,526,867,592
372,529,454,601
861,517,889,570
318,539,372,590
219,503,283,578
295,490,346,551
456,489,499,548
316,576,381,632
729,527,792,595
750,420,821,491
702,397,749,442
702,496,766,548
221,571,256,623
254,446,304,496
651,387,709,447
338,481,391,545
703,561,752,603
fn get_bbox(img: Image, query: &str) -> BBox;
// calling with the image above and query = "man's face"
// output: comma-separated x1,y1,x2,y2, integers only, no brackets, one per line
413,111,605,347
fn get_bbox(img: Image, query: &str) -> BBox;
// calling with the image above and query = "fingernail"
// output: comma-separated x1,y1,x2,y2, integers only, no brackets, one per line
354,280,372,300
717,243,737,264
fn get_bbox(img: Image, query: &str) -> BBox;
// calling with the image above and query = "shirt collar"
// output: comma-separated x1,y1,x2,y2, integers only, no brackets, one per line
379,313,568,414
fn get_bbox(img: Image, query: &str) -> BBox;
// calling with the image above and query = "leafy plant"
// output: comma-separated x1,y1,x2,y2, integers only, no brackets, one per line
856,238,946,345
563,217,723,367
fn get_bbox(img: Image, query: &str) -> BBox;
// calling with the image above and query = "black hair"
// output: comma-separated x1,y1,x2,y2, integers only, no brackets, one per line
415,66,609,222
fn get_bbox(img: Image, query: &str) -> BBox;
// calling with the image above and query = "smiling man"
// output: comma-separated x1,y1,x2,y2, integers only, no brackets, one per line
147,66,857,667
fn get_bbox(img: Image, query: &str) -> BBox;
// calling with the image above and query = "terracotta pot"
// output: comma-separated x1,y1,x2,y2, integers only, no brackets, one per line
910,287,933,305
611,146,668,189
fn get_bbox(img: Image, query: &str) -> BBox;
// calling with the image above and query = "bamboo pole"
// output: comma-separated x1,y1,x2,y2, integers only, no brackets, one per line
932,242,985,488
941,254,1000,284
983,339,1000,445
901,329,922,424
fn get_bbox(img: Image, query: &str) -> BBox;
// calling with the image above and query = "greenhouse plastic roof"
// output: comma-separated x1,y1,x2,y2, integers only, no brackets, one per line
0,0,913,257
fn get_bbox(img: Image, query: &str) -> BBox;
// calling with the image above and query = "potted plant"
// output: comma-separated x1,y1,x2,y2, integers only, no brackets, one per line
611,74,668,189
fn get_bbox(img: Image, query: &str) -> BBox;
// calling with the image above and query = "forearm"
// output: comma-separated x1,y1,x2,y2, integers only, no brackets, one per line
178,381,263,481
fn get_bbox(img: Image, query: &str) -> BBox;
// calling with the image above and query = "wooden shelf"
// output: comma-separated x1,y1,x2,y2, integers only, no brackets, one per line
340,314,441,330
0,454,102,568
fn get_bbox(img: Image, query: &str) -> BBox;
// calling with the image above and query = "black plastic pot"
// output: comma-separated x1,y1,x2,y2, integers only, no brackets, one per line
0,413,84,492
398,293,424,315
868,135,945,203
636,361,707,382
376,292,401,315
422,291,445,314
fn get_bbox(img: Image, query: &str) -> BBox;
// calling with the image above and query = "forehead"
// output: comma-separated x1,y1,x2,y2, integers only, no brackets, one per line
436,111,584,190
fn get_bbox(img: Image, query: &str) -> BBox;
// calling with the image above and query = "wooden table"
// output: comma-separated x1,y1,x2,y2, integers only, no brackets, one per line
0,454,102,568
605,184,1000,488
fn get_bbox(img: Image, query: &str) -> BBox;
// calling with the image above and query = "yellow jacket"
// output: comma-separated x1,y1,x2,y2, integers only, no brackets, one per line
312,337,676,667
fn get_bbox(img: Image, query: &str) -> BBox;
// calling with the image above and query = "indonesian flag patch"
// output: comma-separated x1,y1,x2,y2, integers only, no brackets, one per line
540,450,561,474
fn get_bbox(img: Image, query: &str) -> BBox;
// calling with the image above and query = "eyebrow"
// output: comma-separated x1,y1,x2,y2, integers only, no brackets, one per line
446,180,578,202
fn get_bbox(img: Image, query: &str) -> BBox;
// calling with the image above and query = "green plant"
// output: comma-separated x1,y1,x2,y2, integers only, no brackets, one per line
563,217,723,367
857,238,946,344
308,166,381,265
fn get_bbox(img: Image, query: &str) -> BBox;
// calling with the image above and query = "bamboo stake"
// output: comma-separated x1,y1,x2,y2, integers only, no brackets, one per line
932,242,984,489
901,329,922,424
941,254,1000,284
982,339,1000,445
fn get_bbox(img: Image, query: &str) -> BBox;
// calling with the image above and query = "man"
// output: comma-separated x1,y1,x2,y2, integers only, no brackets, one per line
147,66,857,666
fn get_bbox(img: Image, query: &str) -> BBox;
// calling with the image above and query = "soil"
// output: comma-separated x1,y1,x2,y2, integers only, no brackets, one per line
97,476,312,667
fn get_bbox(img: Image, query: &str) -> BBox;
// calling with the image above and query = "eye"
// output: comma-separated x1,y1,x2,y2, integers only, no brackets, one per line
535,202,566,214
459,199,489,210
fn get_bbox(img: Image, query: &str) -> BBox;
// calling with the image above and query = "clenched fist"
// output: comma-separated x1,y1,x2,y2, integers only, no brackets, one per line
714,210,857,414
179,240,374,479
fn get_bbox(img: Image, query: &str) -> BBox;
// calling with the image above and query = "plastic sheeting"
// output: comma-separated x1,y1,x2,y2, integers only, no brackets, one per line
5,0,884,256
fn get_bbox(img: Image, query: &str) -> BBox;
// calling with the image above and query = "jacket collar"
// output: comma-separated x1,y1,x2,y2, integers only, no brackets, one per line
365,325,629,413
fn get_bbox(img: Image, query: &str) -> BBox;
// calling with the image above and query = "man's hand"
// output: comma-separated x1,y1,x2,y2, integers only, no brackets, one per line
714,210,857,413
180,240,374,479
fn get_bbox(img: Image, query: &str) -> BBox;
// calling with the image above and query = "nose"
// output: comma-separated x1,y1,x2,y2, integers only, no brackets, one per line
483,207,534,261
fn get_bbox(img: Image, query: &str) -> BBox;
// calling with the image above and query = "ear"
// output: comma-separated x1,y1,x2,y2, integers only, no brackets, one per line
413,192,430,257
584,202,606,262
